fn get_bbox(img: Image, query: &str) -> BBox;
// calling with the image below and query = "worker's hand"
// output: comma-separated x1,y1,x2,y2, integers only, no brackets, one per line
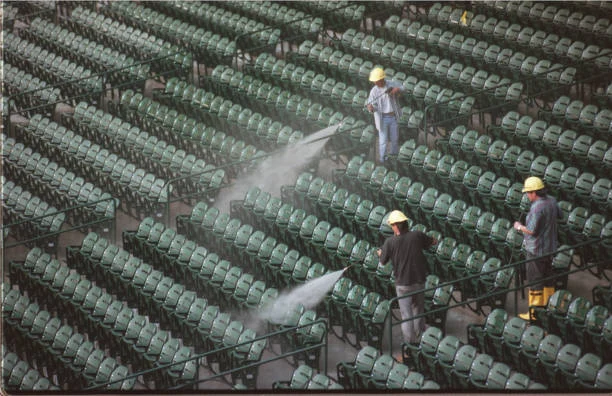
376,248,381,257
367,104,374,113
513,221,524,232
387,87,400,96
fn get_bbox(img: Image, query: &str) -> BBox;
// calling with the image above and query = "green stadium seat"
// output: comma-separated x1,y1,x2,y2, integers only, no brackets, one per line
275,364,314,389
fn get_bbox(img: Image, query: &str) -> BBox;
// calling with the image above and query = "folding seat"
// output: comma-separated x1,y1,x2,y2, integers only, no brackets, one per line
563,296,594,348
564,100,585,131
468,308,508,356
465,353,495,389
505,371,538,390
453,65,476,90
581,298,608,352
394,140,417,175
533,289,574,335
587,140,608,177
339,283,367,335
439,60,462,92
275,364,314,389
312,181,336,220
324,277,352,331
557,166,579,202
426,193,451,234
591,361,612,389
569,351,603,389
539,95,569,125
479,360,512,390
417,186,438,225
454,249,485,298
545,245,572,292
587,209,609,257
273,248,298,287
440,197,464,240
361,354,396,389
593,109,612,141
403,326,443,376
549,342,582,389
571,170,595,207
6,360,32,390
566,206,590,245
589,177,610,216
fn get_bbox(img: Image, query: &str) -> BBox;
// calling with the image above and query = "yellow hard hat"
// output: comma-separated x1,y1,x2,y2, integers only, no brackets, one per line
522,176,545,192
387,210,409,225
369,67,385,82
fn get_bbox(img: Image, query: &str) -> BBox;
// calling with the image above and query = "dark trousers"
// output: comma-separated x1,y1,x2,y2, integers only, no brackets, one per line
525,253,554,291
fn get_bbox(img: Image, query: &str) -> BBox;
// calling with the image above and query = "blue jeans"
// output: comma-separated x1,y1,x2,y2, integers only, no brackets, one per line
396,284,425,344
379,114,399,163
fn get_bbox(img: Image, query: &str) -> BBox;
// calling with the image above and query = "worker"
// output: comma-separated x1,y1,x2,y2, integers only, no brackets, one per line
378,210,437,345
513,176,561,320
366,67,404,165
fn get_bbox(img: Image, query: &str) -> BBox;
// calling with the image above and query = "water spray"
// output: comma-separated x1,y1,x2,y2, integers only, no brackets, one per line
213,123,342,209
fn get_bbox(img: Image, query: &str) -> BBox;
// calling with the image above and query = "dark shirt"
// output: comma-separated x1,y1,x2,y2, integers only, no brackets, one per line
523,195,561,256
379,231,434,286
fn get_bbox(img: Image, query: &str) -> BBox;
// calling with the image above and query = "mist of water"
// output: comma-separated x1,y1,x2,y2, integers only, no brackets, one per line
257,268,347,325
213,123,341,209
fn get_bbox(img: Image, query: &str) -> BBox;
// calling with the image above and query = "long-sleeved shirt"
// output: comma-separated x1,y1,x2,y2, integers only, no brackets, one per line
366,79,404,132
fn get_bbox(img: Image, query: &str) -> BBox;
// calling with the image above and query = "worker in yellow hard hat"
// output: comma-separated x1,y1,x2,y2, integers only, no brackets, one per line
513,176,561,320
365,67,404,165
377,210,437,351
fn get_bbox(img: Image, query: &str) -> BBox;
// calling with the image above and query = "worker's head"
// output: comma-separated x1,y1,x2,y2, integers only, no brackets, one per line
387,210,409,235
522,176,546,201
369,67,386,87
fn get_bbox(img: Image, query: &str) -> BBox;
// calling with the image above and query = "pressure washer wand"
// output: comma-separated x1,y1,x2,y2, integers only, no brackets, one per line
363,88,393,110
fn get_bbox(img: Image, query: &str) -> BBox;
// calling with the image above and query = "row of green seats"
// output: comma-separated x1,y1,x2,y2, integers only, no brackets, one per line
3,348,58,391
103,1,237,65
145,1,280,51
472,1,612,47
3,63,62,111
274,364,343,389
338,345,441,389
4,33,102,103
69,103,227,197
2,178,66,249
539,96,612,142
408,325,545,390
4,136,117,222
213,0,322,41
65,234,263,387
70,6,191,76
26,17,149,88
2,284,134,390
17,115,172,217
443,125,611,216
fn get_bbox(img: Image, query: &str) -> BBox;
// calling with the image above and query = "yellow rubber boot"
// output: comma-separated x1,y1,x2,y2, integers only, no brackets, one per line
543,287,555,306
519,289,545,321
